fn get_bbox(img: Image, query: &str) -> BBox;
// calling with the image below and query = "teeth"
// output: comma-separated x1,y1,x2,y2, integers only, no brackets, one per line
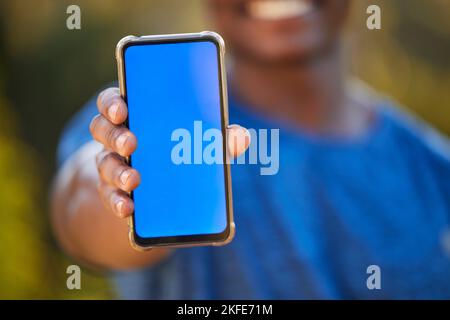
247,0,314,21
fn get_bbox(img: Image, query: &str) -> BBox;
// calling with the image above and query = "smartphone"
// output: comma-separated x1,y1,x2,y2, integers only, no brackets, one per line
115,32,234,250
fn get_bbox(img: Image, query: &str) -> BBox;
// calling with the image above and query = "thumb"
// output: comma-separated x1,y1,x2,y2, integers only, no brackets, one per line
227,124,251,158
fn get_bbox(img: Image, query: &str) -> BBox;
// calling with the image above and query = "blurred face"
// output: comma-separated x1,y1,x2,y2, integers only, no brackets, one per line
209,0,351,64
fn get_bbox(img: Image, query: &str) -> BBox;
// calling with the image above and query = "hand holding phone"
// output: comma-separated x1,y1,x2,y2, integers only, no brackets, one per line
91,88,249,215
90,32,250,250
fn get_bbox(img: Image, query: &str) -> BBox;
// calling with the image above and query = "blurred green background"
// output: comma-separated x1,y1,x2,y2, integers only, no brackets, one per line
0,0,449,299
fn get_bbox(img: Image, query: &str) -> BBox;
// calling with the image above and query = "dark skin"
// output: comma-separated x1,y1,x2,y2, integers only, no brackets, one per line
51,0,374,270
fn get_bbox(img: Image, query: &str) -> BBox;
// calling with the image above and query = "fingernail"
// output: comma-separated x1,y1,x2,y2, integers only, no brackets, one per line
108,103,119,120
120,170,132,186
227,124,240,130
115,199,124,215
116,133,129,149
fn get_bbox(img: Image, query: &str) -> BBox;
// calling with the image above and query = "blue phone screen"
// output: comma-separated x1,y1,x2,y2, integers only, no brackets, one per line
124,40,227,239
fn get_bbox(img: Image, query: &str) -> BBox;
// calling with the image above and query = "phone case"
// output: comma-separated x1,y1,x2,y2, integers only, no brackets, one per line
115,31,235,251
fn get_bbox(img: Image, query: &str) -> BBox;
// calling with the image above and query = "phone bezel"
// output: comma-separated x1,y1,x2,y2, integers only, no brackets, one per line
116,32,235,250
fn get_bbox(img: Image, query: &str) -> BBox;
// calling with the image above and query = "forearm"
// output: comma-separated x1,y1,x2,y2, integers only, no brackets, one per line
50,141,169,270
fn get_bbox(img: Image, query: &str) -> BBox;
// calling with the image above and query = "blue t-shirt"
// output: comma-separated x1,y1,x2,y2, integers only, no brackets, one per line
58,91,450,299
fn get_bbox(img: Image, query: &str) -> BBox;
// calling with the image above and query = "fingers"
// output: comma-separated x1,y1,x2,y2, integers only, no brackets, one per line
96,150,140,218
90,114,137,157
91,87,136,157
93,88,137,218
97,87,128,125
97,182,134,218
96,150,141,193
227,124,251,158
